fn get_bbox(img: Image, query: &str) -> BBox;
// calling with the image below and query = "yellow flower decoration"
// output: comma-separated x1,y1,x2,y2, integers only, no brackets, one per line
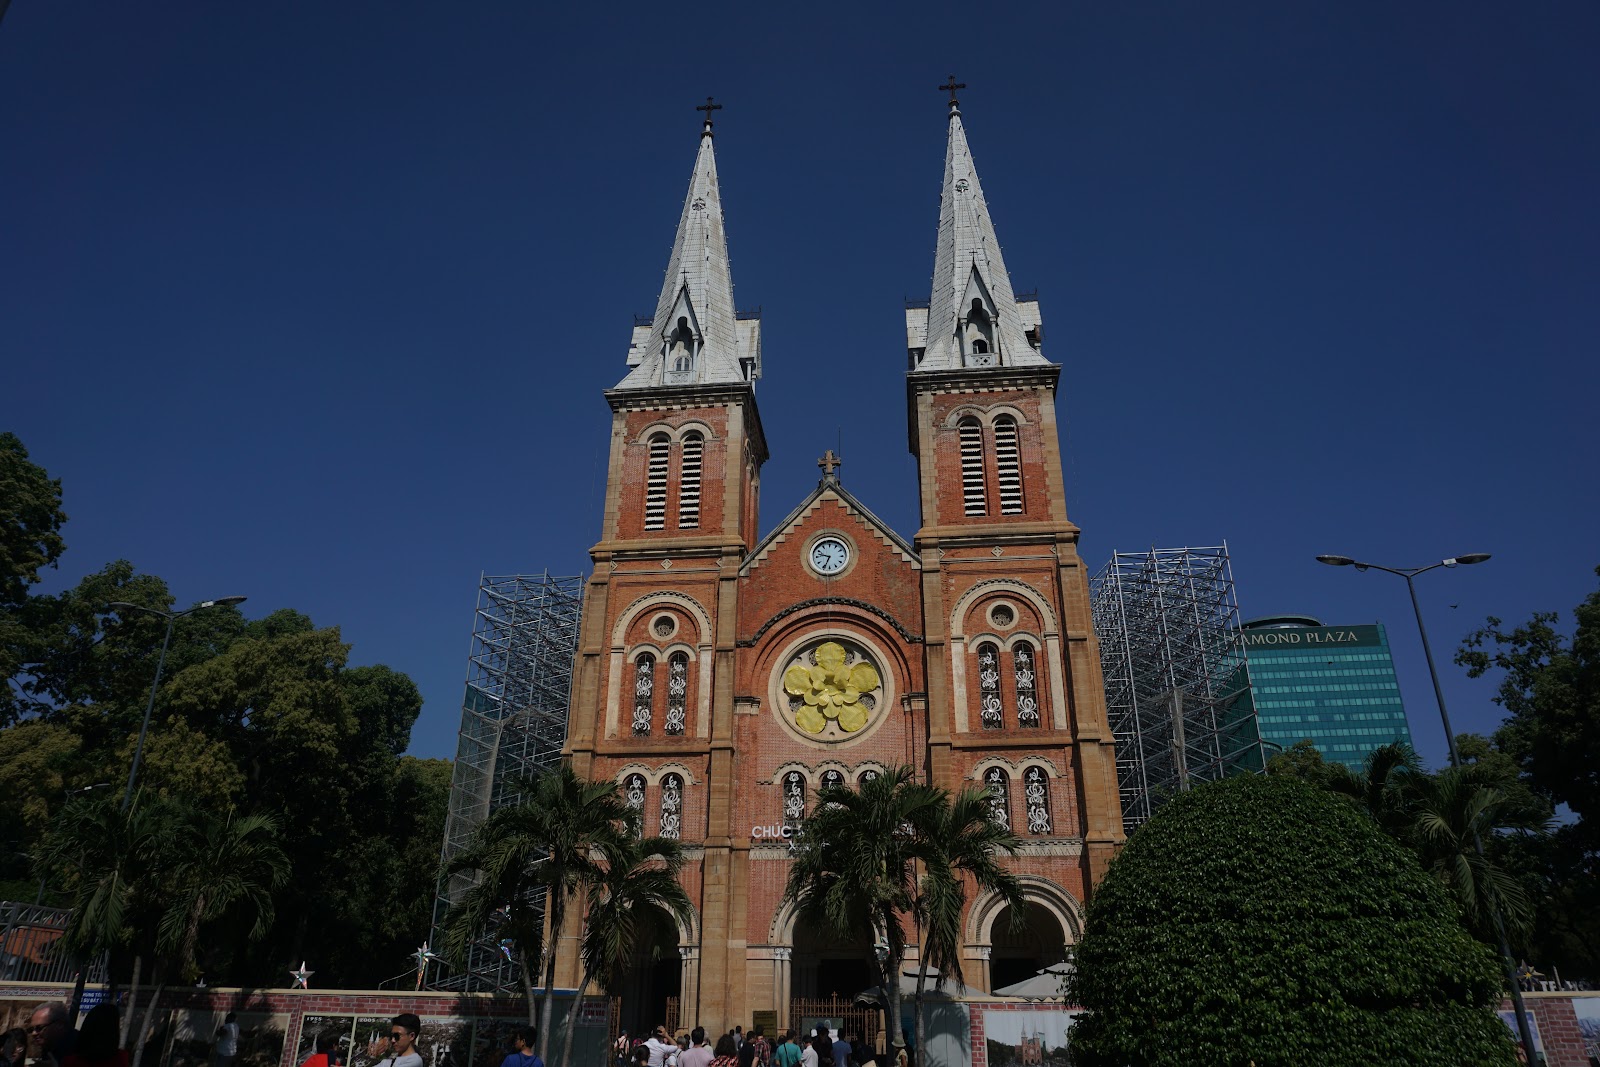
784,641,881,735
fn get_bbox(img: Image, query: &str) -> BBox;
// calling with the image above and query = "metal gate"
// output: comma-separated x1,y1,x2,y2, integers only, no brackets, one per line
789,996,880,1051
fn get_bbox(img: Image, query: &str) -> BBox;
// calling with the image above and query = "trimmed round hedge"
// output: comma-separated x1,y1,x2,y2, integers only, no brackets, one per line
1067,774,1517,1067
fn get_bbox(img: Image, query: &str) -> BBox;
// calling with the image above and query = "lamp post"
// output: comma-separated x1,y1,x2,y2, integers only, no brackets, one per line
1315,553,1539,1063
106,596,246,811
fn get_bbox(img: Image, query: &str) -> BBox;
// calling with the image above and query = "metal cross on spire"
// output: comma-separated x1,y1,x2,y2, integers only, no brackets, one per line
696,96,722,134
939,75,966,111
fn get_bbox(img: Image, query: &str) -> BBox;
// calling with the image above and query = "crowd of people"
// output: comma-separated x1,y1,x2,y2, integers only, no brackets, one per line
4,1001,129,1067
613,1024,903,1067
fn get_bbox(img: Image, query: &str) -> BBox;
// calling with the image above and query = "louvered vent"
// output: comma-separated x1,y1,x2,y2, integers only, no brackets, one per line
995,416,1024,515
678,432,703,529
644,434,670,531
959,418,987,516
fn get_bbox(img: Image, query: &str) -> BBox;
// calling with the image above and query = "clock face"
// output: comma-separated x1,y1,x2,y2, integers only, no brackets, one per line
810,536,850,575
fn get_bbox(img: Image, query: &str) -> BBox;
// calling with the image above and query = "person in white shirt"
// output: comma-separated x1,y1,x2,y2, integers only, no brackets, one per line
644,1026,676,1067
799,1036,818,1067
212,1012,240,1067
368,1014,424,1067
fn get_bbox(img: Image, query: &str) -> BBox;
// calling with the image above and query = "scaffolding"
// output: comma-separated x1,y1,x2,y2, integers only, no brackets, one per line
430,572,585,992
1090,546,1263,831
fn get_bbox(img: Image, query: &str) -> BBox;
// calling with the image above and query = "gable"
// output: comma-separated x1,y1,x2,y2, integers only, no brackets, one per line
741,484,917,575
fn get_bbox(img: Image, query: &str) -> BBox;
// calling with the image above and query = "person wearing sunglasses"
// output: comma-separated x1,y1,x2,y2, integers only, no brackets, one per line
26,1003,75,1067
369,1015,423,1067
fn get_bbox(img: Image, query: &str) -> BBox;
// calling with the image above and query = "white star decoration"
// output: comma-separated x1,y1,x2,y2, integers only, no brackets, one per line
290,961,313,989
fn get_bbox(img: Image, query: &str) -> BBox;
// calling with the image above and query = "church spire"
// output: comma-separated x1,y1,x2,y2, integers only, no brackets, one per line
913,82,1047,373
617,99,759,391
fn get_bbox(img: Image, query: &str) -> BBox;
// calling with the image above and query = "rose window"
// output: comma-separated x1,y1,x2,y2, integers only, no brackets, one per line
782,639,883,738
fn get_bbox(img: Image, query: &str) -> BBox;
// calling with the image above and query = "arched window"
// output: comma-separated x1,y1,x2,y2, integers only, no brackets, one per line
659,774,684,839
966,299,996,366
644,433,670,531
977,642,1004,729
985,767,1010,828
1013,641,1040,728
677,431,703,529
820,769,845,792
1023,767,1052,835
859,768,880,786
668,317,695,375
632,654,655,735
994,415,1023,515
665,652,689,735
782,771,806,830
959,417,987,516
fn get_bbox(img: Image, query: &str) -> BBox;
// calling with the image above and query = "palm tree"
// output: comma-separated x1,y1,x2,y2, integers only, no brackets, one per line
442,766,634,1062
1326,742,1423,837
911,784,1024,1060
784,767,928,1055
1408,764,1547,945
784,766,1022,1062
125,807,289,1067
34,792,161,955
1329,743,1548,946
33,791,170,1033
558,832,693,1067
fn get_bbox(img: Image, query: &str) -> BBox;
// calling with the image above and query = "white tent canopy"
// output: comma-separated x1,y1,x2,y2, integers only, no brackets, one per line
990,961,1074,1000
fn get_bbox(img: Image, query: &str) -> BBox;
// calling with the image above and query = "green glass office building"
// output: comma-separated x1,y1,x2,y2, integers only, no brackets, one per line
1242,614,1412,768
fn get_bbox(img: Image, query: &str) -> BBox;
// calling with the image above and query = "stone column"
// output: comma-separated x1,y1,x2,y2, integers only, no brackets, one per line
772,948,792,1029
680,945,701,1024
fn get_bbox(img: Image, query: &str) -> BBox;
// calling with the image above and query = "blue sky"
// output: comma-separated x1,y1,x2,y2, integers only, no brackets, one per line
4,3,1597,768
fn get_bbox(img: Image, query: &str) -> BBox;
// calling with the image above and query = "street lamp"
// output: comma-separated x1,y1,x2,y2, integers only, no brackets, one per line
1315,553,1539,1063
106,596,246,811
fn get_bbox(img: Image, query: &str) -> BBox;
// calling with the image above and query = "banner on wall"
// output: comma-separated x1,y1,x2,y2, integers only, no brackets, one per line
978,1008,1081,1067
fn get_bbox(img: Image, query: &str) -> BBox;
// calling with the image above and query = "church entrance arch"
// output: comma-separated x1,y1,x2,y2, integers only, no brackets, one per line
619,922,681,1036
792,914,875,1001
987,902,1069,991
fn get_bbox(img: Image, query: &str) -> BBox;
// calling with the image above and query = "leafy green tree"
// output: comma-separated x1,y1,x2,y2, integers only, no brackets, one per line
442,766,633,1060
560,832,694,1067
0,432,67,606
1458,567,1600,831
1456,574,1600,978
0,432,68,726
0,441,440,990
1067,774,1517,1067
1263,738,1343,788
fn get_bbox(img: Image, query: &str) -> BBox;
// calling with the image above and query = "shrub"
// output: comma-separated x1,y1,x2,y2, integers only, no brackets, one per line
1067,774,1517,1066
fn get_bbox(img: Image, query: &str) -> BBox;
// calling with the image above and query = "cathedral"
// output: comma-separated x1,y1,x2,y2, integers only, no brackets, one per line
559,91,1125,1034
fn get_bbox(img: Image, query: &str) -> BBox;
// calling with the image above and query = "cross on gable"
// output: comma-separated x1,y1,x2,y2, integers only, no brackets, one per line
817,450,842,478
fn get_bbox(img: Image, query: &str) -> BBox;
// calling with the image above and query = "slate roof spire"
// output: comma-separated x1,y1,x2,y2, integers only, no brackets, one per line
617,99,759,391
914,84,1048,372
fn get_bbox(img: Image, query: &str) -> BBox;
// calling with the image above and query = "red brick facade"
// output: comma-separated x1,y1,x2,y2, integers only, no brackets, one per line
559,326,1125,1036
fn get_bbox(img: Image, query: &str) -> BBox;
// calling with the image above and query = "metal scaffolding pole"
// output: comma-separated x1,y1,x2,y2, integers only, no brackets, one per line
429,572,584,992
1090,546,1263,831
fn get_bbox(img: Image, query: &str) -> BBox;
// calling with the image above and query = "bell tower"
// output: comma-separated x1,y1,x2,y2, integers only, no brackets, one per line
907,85,1125,885
562,103,764,1019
